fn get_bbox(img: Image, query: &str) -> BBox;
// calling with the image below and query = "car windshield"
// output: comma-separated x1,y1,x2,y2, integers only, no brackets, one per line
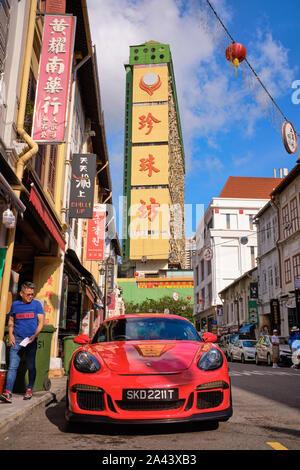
279,337,289,345
92,317,201,343
241,340,257,347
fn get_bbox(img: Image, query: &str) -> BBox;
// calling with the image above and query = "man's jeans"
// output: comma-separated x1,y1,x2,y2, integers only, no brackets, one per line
6,337,37,392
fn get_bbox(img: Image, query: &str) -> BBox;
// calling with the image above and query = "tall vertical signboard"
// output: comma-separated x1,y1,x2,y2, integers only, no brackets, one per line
69,154,97,218
86,204,106,260
31,14,76,143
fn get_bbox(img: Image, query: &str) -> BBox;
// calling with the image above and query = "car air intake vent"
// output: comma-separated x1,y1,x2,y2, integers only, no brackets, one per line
196,391,223,409
77,390,105,411
115,399,185,411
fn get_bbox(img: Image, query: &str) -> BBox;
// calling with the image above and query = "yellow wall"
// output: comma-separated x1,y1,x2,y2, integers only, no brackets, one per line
131,144,169,186
132,65,169,103
129,188,170,260
132,104,168,143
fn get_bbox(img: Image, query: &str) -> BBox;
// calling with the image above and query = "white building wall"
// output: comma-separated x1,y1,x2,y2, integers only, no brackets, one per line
193,196,270,322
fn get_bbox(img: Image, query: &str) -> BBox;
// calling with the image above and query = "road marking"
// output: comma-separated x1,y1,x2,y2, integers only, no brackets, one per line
266,442,288,450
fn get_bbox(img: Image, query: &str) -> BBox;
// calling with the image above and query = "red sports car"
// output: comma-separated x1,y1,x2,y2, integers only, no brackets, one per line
65,314,232,425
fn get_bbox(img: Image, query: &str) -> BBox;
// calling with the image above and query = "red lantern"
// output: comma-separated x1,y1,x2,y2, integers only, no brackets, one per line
134,272,139,277
199,298,203,303
225,42,247,76
187,296,191,301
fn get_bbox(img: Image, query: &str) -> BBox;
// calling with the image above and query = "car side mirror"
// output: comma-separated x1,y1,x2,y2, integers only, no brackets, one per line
73,334,90,344
202,332,217,343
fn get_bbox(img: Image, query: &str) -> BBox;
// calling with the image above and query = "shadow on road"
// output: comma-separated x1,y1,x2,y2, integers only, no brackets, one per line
45,397,221,436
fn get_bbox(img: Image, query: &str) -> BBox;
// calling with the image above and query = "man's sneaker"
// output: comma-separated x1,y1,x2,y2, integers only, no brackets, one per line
0,390,12,403
23,389,32,400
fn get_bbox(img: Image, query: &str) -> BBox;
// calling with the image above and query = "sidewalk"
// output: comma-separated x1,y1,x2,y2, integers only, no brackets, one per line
0,376,67,436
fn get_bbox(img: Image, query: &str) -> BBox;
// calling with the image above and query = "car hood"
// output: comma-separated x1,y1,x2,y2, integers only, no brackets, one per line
244,347,256,353
91,341,204,374
279,345,291,353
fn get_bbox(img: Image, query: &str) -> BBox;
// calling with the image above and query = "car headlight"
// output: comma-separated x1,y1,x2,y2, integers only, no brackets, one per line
74,350,101,373
197,348,223,371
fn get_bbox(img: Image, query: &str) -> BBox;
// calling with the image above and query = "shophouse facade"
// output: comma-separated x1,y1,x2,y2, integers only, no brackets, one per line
270,164,300,336
254,200,282,335
0,1,117,376
193,176,282,334
218,267,258,338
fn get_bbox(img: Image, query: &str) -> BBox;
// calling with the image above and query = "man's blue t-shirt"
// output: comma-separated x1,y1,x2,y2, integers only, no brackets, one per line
9,300,44,339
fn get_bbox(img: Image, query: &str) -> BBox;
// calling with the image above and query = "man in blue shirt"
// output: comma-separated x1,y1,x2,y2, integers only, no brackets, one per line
0,281,44,403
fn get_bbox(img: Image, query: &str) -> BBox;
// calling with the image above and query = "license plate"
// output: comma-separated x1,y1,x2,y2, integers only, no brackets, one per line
123,388,179,401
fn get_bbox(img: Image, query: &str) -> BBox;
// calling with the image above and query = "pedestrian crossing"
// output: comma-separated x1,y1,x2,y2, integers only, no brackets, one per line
229,369,300,377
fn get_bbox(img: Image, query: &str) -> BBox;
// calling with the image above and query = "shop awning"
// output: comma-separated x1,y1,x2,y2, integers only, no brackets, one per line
239,324,253,334
29,184,66,251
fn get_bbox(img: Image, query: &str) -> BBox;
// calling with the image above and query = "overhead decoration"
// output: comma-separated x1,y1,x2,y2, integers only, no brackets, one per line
193,0,299,154
225,42,247,77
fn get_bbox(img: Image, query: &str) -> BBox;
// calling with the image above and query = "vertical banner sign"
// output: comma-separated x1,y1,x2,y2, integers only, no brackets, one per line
31,14,76,143
248,300,258,325
69,154,96,218
86,204,106,260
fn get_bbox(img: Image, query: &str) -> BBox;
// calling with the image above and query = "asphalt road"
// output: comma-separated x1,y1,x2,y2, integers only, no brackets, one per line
1,361,300,454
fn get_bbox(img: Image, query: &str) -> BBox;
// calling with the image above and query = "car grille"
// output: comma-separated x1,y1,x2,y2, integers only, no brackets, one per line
196,391,223,409
115,399,185,411
76,390,105,411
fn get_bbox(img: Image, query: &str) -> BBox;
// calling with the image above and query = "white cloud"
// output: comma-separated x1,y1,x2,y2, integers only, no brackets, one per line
86,0,296,196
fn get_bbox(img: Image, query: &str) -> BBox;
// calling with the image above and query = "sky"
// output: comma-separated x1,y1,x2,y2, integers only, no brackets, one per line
85,0,300,239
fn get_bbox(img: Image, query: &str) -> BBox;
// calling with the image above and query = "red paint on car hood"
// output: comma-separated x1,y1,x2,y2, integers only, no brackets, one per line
91,341,202,374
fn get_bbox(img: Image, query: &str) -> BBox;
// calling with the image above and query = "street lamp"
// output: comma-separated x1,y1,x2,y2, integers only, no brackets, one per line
99,255,114,320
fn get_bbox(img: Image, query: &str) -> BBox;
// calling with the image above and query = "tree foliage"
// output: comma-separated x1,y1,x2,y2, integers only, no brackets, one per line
124,296,194,323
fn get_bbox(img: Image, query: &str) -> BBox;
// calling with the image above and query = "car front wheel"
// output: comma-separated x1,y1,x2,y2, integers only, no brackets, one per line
255,354,260,365
241,354,245,364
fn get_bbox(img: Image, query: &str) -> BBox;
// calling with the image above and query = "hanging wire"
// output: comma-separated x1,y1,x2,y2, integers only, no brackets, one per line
194,0,299,138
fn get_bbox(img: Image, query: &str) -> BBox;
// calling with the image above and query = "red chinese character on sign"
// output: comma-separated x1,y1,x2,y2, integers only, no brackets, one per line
147,198,160,221
138,200,148,219
139,113,161,135
138,198,160,221
139,154,160,177
47,276,53,286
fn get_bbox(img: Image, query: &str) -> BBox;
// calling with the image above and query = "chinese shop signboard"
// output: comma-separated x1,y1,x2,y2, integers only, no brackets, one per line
69,153,96,218
86,204,106,260
31,14,76,143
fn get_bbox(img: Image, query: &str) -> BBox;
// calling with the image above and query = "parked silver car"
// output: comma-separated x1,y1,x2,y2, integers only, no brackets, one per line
255,335,292,366
230,339,257,363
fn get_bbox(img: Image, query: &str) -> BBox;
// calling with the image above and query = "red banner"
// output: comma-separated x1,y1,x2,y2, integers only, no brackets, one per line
86,204,106,260
32,14,76,143
29,186,66,251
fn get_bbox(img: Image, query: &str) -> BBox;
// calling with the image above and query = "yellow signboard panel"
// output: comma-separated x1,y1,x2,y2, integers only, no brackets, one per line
129,188,170,260
132,104,168,143
131,145,169,186
132,65,169,103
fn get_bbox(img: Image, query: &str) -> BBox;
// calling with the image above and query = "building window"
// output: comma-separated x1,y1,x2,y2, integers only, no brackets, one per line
282,204,291,237
274,263,280,289
262,270,267,293
293,253,300,279
226,214,230,229
47,145,57,197
250,246,255,268
34,144,46,183
196,265,199,286
201,260,204,280
266,222,271,240
284,258,292,284
260,223,265,244
249,215,254,230
268,266,273,294
272,216,277,242
290,197,299,232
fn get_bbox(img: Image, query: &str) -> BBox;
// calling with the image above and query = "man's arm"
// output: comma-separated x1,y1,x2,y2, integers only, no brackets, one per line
8,316,15,346
30,313,44,342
